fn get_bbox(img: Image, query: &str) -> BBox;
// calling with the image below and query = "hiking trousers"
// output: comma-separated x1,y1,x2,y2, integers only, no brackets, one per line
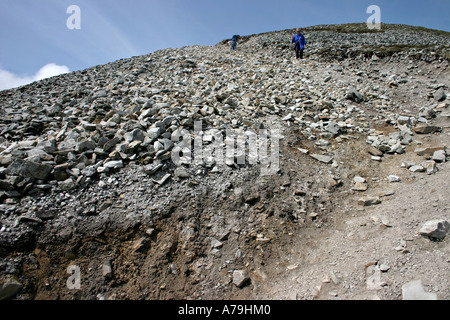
294,44,304,59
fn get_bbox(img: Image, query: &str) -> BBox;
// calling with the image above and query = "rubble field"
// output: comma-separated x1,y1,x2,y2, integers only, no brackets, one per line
0,23,449,300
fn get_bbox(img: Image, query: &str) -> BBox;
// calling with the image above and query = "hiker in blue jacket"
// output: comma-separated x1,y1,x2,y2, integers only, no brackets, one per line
292,28,306,59
231,35,240,50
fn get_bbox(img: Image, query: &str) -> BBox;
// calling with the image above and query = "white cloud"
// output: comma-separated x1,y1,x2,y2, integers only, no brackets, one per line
0,63,70,91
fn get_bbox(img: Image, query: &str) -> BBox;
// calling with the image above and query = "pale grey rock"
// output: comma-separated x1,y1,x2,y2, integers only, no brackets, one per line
432,150,446,162
387,175,401,182
103,160,124,170
409,165,425,173
419,220,450,240
310,154,333,164
402,280,437,300
434,87,446,102
232,270,250,288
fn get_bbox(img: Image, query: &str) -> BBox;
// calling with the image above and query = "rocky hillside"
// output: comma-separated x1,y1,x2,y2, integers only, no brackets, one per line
0,23,449,300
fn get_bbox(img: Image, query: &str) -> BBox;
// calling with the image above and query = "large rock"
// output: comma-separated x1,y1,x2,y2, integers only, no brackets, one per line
6,159,52,180
419,220,450,240
434,88,446,102
412,125,441,134
0,278,23,300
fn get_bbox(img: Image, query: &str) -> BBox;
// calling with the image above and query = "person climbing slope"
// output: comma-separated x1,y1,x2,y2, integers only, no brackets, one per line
231,35,240,50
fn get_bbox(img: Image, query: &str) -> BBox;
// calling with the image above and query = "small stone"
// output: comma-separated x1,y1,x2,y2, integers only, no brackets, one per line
102,259,113,278
211,238,223,249
409,165,425,173
325,122,340,136
232,270,250,288
131,237,147,252
353,176,366,183
382,190,395,197
103,137,121,152
310,154,333,164
169,264,177,275
379,264,390,272
434,87,446,102
315,139,330,146
82,122,97,131
148,127,162,139
152,174,171,185
432,150,446,163
380,218,392,227
397,116,411,125
59,178,75,191
388,143,405,154
93,90,107,99
387,175,401,183
329,271,340,285
419,220,450,240
402,280,437,300
358,197,381,206
174,167,190,179
401,161,416,169
103,160,123,170
352,182,368,191
346,87,364,102
99,199,113,212
422,160,437,174
368,147,383,157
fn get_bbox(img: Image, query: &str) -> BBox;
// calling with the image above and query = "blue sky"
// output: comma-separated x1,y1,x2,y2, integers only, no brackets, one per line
0,0,449,90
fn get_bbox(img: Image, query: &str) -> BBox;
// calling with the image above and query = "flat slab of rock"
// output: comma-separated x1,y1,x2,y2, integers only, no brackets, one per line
310,154,333,164
6,159,52,180
419,220,450,240
412,125,441,134
414,146,446,156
